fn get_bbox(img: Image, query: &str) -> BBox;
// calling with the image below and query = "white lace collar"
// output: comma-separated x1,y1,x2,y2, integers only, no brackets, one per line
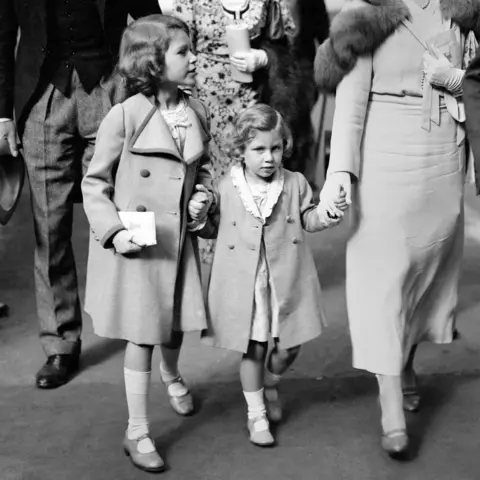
230,164,284,224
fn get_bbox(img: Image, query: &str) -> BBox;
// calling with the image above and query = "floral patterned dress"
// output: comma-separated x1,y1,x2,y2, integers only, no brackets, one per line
173,0,295,261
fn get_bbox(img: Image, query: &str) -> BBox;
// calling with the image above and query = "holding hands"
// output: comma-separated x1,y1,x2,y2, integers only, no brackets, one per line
320,172,352,219
112,230,147,254
317,187,349,228
230,49,268,73
188,184,213,224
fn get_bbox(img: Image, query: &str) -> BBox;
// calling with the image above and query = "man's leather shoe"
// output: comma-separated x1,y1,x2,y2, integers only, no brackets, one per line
36,354,80,389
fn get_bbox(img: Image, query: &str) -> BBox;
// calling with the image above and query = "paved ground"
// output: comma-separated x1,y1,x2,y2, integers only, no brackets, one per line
1,181,480,479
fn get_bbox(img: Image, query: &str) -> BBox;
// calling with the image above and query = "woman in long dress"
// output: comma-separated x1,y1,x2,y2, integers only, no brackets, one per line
172,0,299,261
315,0,478,458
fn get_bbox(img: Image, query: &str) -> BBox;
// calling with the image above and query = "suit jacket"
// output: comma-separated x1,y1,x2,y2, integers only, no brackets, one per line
0,0,161,130
464,50,480,195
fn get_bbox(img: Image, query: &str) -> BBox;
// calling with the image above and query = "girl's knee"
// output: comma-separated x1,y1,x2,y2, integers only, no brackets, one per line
245,340,268,359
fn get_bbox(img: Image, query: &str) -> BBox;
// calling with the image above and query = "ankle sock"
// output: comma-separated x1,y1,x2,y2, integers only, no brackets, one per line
124,368,155,453
243,388,267,420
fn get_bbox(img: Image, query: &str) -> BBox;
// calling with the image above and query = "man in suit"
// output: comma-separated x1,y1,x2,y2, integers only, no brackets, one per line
0,0,161,389
464,49,480,196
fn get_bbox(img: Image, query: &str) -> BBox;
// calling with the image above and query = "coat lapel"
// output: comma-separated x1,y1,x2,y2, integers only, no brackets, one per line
129,101,182,160
129,96,210,164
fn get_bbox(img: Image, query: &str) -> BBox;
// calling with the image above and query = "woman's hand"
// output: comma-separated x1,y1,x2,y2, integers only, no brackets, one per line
320,172,352,218
230,49,268,73
112,230,145,254
423,47,464,96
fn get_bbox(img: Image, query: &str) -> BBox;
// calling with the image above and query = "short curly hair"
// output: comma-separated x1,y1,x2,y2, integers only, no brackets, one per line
223,104,294,163
118,14,190,97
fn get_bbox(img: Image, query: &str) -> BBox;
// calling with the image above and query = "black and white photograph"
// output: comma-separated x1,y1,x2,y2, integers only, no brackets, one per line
1,0,480,478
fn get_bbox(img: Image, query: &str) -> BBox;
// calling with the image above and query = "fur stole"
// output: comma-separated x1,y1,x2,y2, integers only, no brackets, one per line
314,0,480,92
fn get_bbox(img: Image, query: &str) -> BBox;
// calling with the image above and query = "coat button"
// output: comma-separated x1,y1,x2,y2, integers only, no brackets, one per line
292,237,298,244
228,244,235,250
286,215,294,223
136,205,147,212
140,169,150,178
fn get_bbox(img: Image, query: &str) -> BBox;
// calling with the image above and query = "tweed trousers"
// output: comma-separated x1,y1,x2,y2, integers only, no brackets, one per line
22,70,111,356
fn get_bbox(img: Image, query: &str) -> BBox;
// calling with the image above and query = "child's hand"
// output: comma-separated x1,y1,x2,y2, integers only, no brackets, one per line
188,184,212,222
317,202,343,228
334,187,350,213
112,230,145,254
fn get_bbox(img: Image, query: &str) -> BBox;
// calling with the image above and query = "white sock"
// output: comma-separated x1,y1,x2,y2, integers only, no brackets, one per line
264,369,281,401
124,368,155,453
243,389,266,420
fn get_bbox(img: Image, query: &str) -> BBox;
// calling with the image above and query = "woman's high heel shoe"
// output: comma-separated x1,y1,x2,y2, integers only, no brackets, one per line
402,388,420,412
381,429,409,458
402,372,420,413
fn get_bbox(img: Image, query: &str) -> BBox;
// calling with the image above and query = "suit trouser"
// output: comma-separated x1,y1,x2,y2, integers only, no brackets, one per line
22,70,111,356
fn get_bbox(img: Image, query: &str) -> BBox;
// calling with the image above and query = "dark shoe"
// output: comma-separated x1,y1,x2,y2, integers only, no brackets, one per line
402,372,420,413
381,429,409,459
35,354,80,389
123,434,165,473
0,302,8,317
402,388,421,413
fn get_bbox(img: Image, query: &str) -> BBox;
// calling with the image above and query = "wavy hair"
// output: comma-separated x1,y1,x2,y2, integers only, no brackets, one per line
118,14,190,97
223,104,293,163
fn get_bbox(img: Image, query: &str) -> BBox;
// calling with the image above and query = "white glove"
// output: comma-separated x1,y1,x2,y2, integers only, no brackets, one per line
188,184,213,222
112,230,145,254
230,49,268,73
423,48,465,97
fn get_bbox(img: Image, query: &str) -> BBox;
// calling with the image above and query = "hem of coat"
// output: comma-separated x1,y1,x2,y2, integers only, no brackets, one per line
201,328,323,354
91,326,204,345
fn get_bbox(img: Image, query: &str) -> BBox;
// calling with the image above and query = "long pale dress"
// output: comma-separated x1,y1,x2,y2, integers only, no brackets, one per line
329,0,468,375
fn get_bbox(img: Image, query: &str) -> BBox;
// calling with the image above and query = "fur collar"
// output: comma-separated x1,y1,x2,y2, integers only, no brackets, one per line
314,0,480,92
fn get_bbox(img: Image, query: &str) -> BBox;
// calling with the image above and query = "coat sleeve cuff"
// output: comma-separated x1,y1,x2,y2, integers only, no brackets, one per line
100,224,126,249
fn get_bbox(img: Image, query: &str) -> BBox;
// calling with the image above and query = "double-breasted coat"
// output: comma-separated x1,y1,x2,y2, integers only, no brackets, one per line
81,93,212,345
200,167,327,353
